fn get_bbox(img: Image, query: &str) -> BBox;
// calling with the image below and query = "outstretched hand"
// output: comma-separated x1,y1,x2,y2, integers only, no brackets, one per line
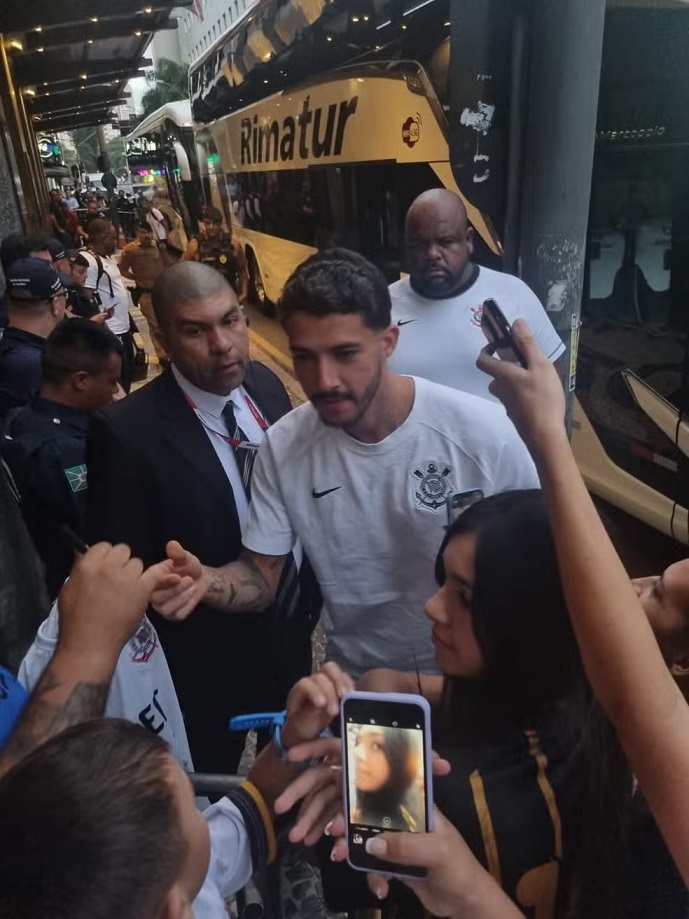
149,540,207,620
476,318,567,459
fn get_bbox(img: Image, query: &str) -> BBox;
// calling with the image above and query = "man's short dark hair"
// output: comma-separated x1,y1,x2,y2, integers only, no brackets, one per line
278,248,391,331
136,221,152,232
0,719,186,919
42,318,122,385
86,219,112,242
203,206,223,223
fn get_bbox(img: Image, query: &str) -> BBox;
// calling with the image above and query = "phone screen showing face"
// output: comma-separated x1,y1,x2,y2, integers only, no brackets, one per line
342,694,431,877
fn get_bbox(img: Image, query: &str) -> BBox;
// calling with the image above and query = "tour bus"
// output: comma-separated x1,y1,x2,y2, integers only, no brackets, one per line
191,0,689,545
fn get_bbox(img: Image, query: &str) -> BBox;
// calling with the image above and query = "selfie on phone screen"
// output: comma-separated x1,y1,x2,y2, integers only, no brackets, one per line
346,722,425,833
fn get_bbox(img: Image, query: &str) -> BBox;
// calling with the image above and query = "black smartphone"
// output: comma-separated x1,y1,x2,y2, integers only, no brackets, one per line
446,488,484,526
341,691,433,878
480,298,527,368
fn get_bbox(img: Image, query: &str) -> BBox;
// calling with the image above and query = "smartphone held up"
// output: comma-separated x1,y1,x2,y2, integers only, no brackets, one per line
480,299,528,368
341,691,434,878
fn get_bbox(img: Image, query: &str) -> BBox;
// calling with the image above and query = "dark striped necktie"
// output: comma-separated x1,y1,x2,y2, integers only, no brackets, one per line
221,400,256,497
221,398,301,620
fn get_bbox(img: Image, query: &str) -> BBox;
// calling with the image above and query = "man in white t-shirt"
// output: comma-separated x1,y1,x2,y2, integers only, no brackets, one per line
388,189,565,401
81,218,135,391
151,249,540,679
142,197,169,246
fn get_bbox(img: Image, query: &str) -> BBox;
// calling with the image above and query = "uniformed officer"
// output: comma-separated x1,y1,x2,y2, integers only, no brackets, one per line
181,206,249,303
0,259,66,418
1,318,122,599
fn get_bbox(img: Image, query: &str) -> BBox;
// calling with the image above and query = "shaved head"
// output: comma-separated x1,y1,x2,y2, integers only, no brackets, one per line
151,261,249,395
405,189,475,298
152,261,235,330
406,189,469,234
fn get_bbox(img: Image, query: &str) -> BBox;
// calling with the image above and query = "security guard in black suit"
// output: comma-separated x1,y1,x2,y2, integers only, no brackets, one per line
86,262,320,774
1,319,122,599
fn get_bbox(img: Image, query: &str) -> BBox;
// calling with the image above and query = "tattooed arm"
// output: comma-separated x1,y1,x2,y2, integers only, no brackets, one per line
0,543,159,779
151,541,287,620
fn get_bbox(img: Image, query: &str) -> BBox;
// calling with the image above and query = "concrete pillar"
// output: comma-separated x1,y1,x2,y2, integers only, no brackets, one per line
518,0,607,410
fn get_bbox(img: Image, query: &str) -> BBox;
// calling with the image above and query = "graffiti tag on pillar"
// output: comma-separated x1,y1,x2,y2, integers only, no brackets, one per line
459,100,495,184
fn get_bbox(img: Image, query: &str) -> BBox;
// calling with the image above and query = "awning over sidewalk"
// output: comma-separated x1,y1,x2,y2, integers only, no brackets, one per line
2,0,193,132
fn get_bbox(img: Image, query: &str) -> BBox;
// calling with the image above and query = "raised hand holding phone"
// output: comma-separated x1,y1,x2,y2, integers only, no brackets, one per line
480,299,528,369
341,691,434,878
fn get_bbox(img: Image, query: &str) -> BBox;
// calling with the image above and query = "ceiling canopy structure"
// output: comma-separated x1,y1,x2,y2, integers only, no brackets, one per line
3,0,193,134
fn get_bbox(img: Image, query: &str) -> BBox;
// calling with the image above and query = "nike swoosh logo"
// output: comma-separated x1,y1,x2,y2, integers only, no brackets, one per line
397,319,418,326
312,486,343,499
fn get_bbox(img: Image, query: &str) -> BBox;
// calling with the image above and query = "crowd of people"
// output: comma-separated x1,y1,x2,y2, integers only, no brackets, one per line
0,186,688,917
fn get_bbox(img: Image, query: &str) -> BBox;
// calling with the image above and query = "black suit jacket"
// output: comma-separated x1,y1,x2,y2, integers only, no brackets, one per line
86,363,315,772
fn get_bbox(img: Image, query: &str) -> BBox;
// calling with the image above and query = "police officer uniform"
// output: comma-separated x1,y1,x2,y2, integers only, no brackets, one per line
197,231,241,293
0,328,45,417
1,397,90,598
0,259,66,418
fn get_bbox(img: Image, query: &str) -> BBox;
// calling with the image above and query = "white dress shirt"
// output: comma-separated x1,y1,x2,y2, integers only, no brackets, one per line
172,365,266,533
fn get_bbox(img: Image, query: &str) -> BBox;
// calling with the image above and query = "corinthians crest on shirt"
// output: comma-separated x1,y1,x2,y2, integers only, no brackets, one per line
412,461,454,511
128,618,158,664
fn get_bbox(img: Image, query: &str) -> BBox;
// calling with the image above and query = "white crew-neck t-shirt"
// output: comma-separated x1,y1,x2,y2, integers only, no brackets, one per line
389,266,565,401
243,377,540,679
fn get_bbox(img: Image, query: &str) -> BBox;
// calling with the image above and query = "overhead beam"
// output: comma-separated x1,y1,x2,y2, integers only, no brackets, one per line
32,112,115,132
1,0,192,32
27,91,130,116
30,97,125,119
31,75,134,97
12,57,152,87
21,17,177,54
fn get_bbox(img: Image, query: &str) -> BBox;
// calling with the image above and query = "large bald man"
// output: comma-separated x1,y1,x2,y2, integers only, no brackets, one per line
389,189,564,400
86,262,320,774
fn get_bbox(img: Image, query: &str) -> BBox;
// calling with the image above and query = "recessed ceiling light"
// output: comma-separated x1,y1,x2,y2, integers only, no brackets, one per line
80,73,88,79
90,16,99,22
34,26,42,32
37,46,44,52
134,30,142,35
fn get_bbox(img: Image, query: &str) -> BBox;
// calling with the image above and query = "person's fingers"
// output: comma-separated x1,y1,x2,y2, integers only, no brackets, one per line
166,539,190,567
430,753,451,777
326,813,346,839
107,543,134,566
364,831,429,867
122,554,145,580
330,835,349,863
301,795,343,848
81,541,112,562
511,317,538,352
273,762,337,815
138,559,168,596
153,582,199,620
288,782,342,845
366,872,390,901
150,579,190,605
319,661,355,698
286,736,342,765
287,672,339,718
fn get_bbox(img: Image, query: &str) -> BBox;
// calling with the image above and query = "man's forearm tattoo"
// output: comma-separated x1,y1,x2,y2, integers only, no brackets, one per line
0,669,109,778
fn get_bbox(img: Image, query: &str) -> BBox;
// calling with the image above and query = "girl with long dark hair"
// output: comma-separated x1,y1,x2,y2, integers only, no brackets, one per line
352,489,632,918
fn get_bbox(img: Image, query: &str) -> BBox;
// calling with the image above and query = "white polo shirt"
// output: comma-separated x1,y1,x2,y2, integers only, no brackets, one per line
243,377,540,679
389,266,565,401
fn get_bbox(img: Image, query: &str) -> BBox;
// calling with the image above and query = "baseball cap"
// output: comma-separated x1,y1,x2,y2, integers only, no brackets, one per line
6,258,65,302
47,238,67,263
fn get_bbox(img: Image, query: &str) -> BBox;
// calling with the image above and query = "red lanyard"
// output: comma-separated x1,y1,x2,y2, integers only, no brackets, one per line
183,390,267,447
